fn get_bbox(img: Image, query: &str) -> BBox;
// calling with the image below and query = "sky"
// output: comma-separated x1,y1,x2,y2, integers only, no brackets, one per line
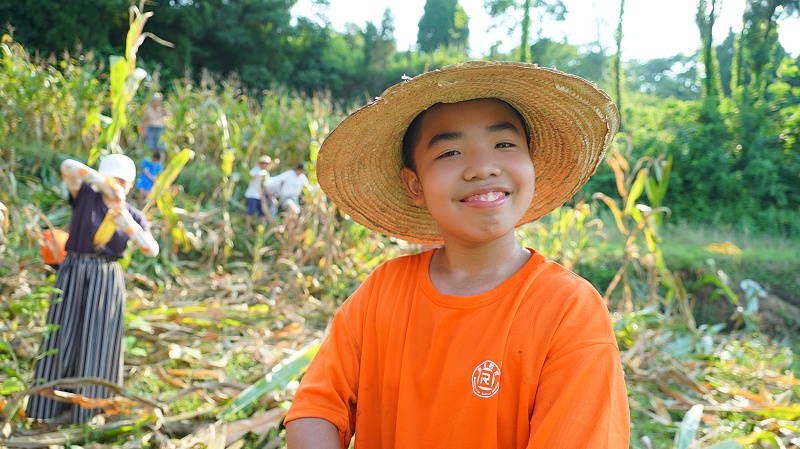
291,0,800,61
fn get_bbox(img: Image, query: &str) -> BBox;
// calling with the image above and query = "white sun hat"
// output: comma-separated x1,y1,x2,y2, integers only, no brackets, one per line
98,154,137,183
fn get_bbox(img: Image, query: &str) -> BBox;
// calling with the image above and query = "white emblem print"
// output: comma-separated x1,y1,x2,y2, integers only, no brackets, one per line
471,360,501,398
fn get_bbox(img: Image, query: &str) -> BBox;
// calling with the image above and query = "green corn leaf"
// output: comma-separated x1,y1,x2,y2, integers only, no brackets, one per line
644,226,658,253
0,377,24,395
625,169,648,213
222,151,235,178
144,148,194,214
674,404,704,449
220,341,320,420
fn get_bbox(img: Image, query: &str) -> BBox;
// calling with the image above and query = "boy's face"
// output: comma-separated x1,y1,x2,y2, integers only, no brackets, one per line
401,99,535,245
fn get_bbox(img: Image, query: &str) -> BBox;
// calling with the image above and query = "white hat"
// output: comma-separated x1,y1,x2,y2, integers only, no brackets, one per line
98,154,137,183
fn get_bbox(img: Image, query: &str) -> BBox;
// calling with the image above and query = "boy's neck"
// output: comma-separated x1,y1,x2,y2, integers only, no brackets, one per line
428,233,531,297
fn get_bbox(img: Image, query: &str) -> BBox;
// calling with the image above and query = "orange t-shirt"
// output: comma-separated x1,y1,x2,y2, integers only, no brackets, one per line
285,249,630,448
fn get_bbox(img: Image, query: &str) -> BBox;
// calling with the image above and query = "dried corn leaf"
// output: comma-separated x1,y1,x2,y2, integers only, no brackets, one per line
650,396,672,423
221,408,285,445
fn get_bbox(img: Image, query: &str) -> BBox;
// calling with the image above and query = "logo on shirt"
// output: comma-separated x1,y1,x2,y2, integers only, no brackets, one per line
471,360,501,398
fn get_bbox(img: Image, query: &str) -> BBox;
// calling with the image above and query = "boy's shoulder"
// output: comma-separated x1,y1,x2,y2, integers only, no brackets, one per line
370,250,428,278
353,251,429,293
384,250,429,267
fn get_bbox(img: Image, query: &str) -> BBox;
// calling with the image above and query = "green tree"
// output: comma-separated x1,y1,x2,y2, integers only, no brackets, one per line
614,0,625,129
0,0,128,57
696,0,723,107
361,9,398,96
287,19,359,97
133,0,211,81
625,55,701,100
732,0,799,172
485,0,565,62
417,0,470,53
528,39,608,85
200,0,296,88
716,29,736,97
138,0,299,89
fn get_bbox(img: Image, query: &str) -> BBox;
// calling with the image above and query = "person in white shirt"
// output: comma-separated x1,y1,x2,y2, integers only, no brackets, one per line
265,163,312,217
244,155,276,232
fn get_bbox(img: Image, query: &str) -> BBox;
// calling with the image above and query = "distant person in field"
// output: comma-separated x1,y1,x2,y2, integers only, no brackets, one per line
265,163,313,218
27,154,159,425
135,150,164,206
284,62,630,448
245,155,277,232
141,93,168,152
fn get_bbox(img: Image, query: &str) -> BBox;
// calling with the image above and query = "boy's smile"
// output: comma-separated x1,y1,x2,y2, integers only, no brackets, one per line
401,98,535,246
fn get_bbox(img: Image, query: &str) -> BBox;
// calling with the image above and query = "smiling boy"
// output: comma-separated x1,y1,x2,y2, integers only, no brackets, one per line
285,62,630,448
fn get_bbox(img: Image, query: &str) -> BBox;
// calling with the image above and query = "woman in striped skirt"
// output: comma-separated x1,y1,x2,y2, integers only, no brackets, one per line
27,154,159,425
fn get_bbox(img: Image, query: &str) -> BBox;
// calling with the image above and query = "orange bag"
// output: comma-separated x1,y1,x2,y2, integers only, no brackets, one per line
40,229,69,265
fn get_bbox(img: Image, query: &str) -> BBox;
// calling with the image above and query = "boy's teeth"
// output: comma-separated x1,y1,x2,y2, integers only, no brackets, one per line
468,191,504,202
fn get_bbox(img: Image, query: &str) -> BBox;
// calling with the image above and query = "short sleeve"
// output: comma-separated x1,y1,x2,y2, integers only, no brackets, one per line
285,310,359,447
527,282,630,448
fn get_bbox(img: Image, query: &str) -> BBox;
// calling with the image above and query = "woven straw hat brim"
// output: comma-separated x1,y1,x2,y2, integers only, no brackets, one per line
317,61,620,244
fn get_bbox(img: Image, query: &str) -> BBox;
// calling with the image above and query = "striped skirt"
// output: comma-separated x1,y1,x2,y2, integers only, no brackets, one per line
26,252,125,424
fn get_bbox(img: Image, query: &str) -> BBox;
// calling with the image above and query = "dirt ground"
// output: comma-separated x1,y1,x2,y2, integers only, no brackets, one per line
693,280,800,351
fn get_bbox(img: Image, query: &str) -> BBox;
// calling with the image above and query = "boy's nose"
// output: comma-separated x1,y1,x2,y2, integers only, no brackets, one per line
463,150,501,180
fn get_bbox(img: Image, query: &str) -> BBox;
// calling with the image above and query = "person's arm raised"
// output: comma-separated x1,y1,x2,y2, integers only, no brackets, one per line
60,159,124,200
110,207,160,258
285,418,341,449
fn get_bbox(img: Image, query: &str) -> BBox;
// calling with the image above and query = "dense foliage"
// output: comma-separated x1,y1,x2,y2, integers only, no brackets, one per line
3,0,799,235
417,0,470,53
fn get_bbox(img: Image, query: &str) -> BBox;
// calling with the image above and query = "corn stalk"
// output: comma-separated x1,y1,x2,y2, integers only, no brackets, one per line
593,144,671,312
88,1,173,164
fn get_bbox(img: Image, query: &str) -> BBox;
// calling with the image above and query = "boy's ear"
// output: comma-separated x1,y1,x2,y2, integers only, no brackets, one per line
401,168,426,207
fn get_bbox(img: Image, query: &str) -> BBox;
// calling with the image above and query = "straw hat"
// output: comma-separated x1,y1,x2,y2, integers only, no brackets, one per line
317,61,619,244
98,154,137,183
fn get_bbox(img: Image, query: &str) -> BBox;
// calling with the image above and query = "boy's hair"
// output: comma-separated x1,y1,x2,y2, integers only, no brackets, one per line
401,99,531,171
315,61,619,244
152,151,161,161
295,163,305,172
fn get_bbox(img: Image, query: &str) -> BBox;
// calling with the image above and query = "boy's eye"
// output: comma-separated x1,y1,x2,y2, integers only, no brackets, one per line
496,141,516,149
436,150,460,159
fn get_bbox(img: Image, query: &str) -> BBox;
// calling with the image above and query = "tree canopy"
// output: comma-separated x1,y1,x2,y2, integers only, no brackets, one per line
416,0,470,53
